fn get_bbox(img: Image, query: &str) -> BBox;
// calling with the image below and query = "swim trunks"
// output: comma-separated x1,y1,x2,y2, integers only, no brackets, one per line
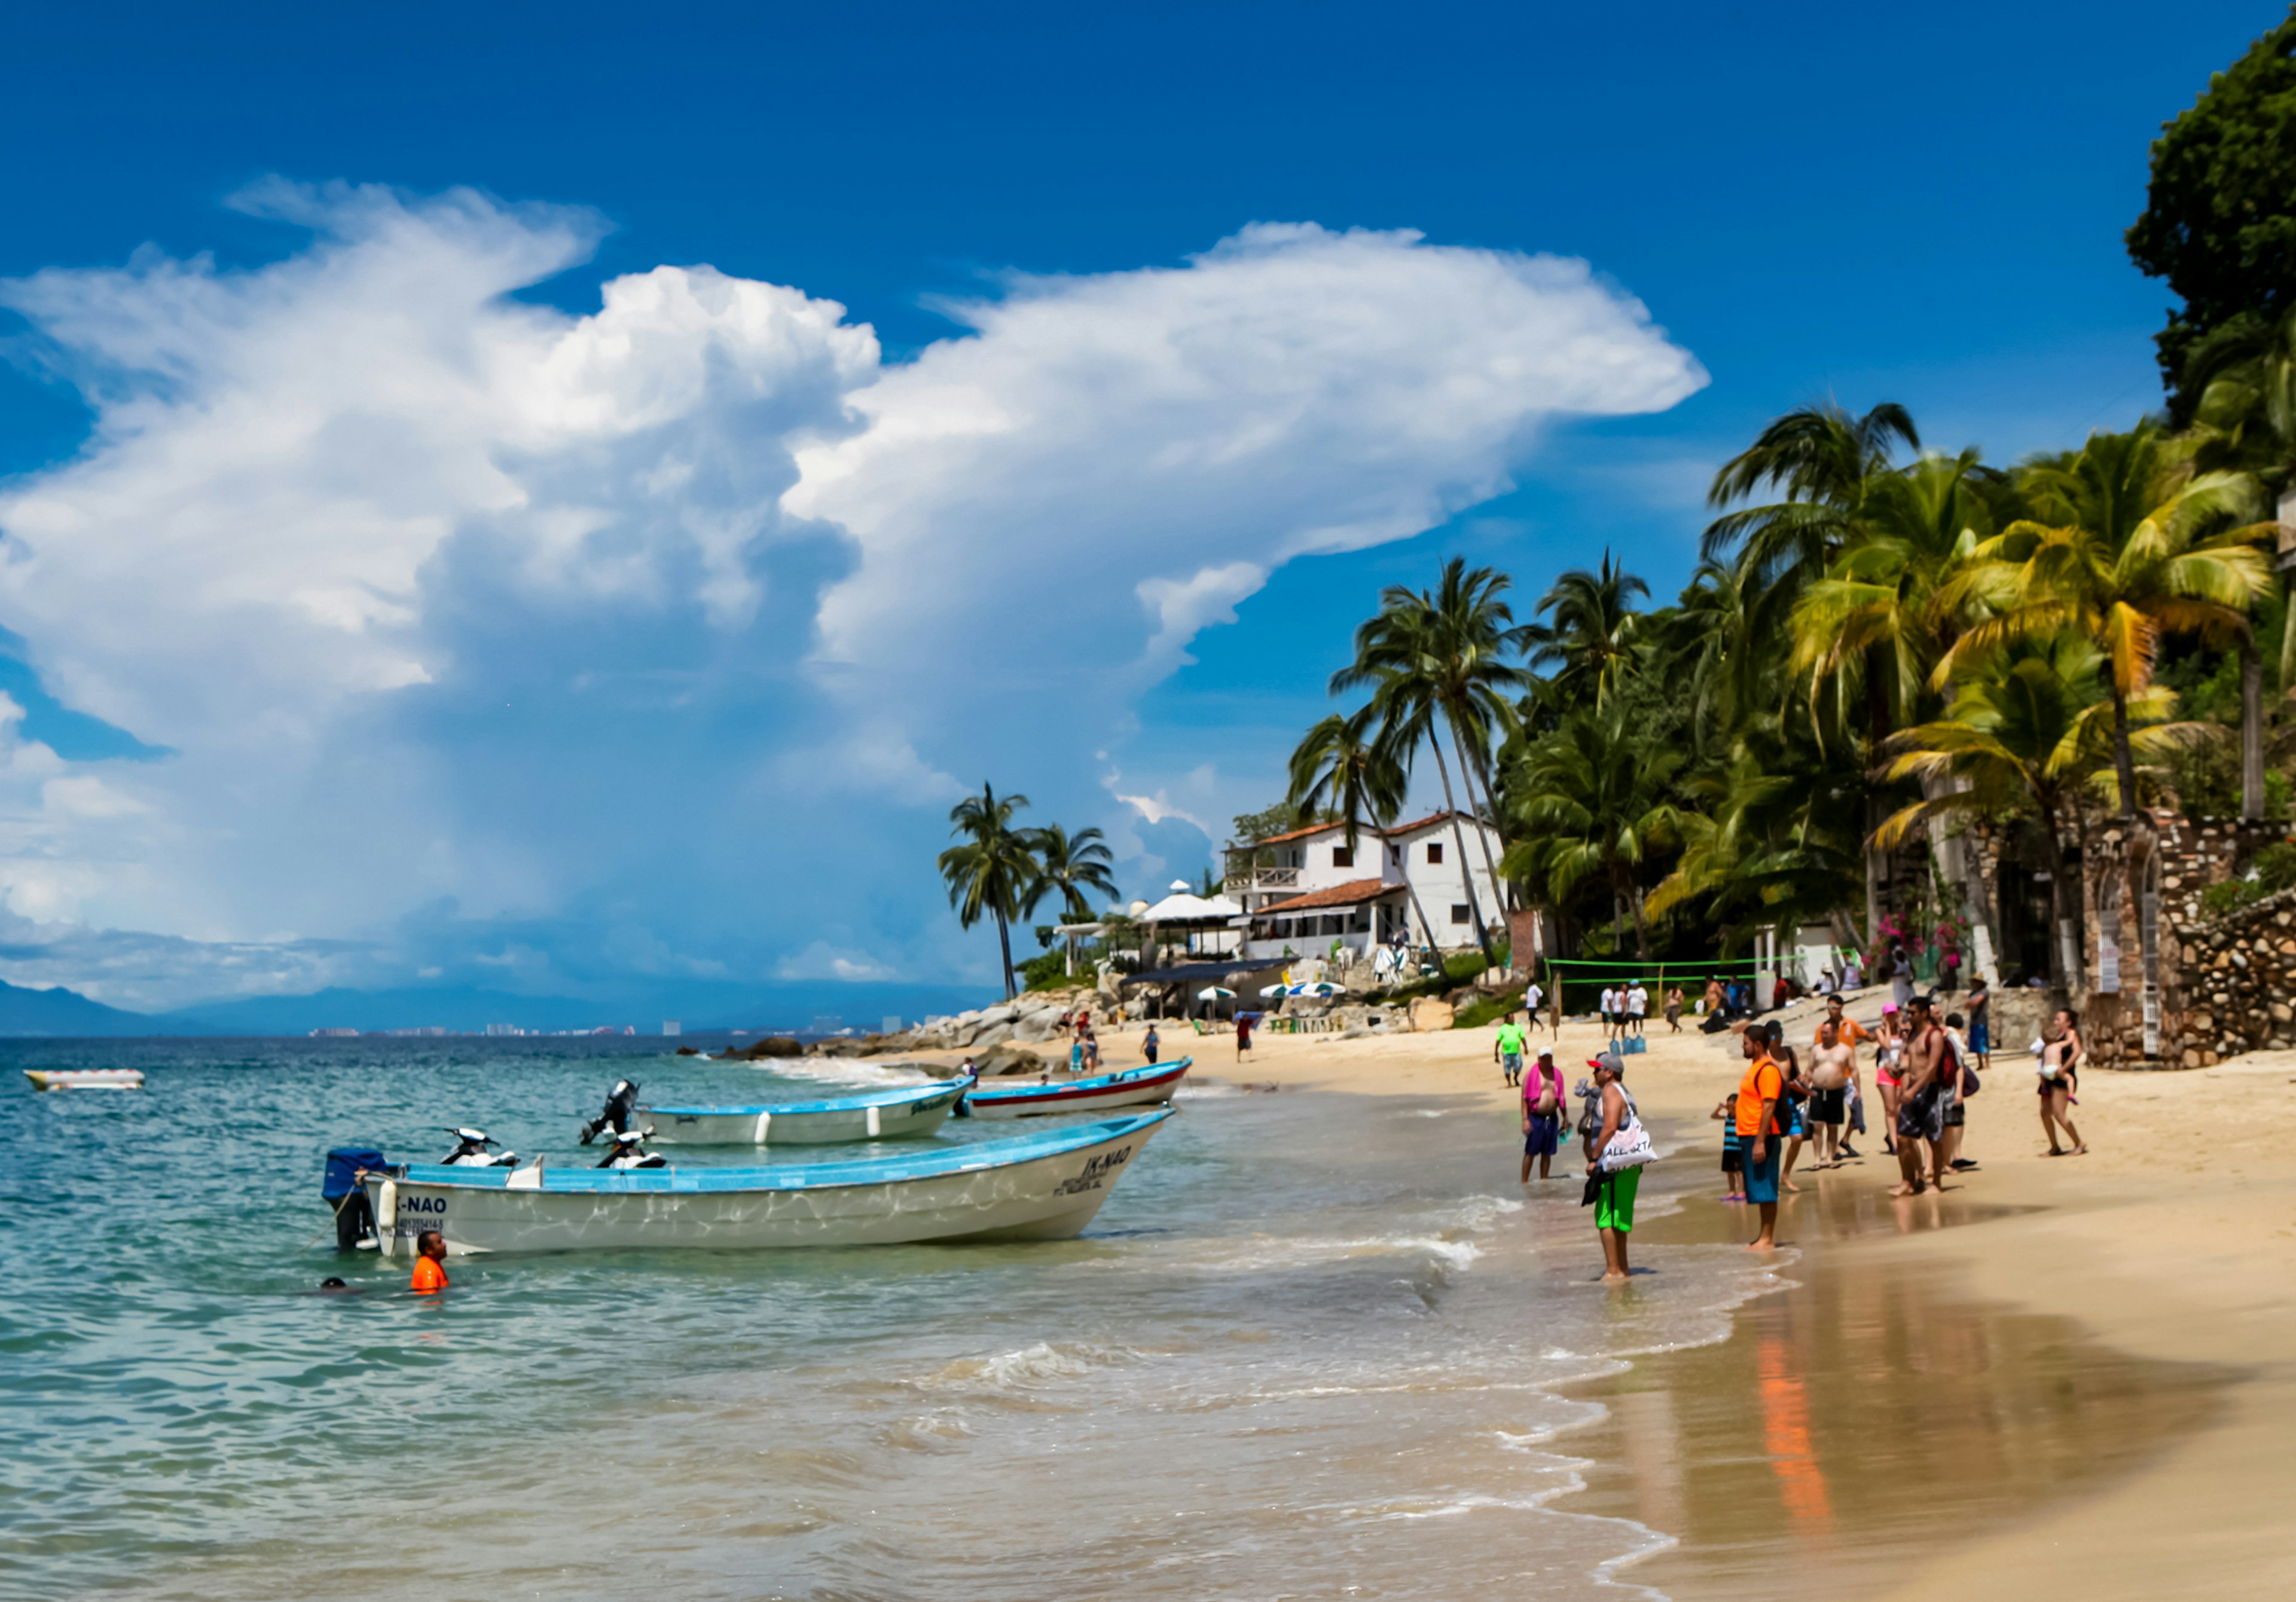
1524,1112,1561,1157
1501,1051,1523,1078
1808,1086,1846,1124
1896,1083,1947,1143
1721,1130,1745,1173
1594,1166,1640,1233
1741,1141,1780,1204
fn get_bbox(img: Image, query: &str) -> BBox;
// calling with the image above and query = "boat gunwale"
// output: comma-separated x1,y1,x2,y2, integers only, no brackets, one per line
643,1078,969,1119
963,1057,1191,1103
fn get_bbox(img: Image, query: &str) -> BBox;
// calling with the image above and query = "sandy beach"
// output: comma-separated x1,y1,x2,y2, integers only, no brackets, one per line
903,1009,2296,1600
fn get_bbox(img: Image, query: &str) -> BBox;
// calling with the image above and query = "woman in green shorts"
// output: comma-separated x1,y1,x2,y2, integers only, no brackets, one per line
1583,1053,1642,1282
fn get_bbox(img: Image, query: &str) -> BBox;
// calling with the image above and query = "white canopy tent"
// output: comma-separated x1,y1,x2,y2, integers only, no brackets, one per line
1140,881,1245,959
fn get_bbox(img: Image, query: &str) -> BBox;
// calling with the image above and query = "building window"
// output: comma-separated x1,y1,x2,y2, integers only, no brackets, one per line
1427,842,1444,864
1332,846,1354,869
1450,903,1469,924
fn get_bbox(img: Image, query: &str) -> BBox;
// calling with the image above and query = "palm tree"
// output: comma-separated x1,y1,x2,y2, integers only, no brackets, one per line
1705,400,1921,597
1525,553,1648,711
1025,823,1119,922
1876,634,2202,983
938,783,1040,1000
1332,558,1531,959
1938,424,2270,1044
1500,705,1683,958
1644,742,1866,960
2182,304,2296,811
1941,424,2270,818
1651,561,1761,756
1286,708,1440,948
1706,400,1922,940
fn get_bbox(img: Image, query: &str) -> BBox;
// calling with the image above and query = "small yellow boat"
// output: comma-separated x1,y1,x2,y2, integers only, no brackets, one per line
23,1068,145,1092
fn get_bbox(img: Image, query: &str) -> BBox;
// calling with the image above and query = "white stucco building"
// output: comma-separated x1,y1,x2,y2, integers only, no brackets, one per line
1222,811,1507,962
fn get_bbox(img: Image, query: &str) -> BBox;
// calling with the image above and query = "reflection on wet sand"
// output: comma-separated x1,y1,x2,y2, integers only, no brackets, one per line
1558,1195,2225,1601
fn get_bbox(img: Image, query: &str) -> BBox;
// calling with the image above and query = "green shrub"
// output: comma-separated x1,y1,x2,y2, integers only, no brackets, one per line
2202,879,2260,919
1443,950,1489,982
2253,840,2296,894
1451,993,1519,1029
1020,949,1071,990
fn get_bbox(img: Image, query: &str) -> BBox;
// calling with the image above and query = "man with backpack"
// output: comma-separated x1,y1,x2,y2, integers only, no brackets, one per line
1735,1026,1787,1251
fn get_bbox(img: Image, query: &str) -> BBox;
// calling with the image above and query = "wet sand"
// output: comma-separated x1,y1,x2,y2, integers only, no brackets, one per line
901,1008,2296,1598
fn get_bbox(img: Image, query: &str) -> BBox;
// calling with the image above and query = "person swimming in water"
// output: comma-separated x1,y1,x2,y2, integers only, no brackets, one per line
410,1230,448,1294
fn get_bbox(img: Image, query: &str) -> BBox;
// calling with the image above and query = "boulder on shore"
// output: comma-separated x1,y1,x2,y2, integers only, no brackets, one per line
733,1036,804,1060
972,1044,1048,1076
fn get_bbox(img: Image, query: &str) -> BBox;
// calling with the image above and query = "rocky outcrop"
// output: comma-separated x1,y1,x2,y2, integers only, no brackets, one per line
827,987,1114,1057
971,1044,1048,1076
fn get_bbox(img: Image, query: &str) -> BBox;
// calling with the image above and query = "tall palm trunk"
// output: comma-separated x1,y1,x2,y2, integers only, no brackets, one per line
1454,723,1518,915
1863,644,1894,946
2241,632,2264,822
1445,716,1512,935
994,909,1016,1000
1425,736,1496,964
2108,681,2139,820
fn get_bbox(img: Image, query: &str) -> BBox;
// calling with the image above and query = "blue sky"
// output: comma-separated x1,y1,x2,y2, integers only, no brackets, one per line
0,0,2277,1016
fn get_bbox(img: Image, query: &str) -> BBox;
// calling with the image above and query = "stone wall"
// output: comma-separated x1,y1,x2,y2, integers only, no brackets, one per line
2081,811,2287,1066
2160,885,2296,1066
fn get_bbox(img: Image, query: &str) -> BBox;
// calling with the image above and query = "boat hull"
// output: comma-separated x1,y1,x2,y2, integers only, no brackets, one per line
963,1059,1191,1120
360,1109,1171,1255
24,1068,145,1092
643,1080,966,1145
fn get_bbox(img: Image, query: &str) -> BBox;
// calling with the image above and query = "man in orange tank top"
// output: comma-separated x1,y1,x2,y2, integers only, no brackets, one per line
411,1230,449,1294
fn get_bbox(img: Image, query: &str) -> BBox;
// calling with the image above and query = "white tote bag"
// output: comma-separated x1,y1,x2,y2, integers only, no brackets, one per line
1601,1090,1656,1171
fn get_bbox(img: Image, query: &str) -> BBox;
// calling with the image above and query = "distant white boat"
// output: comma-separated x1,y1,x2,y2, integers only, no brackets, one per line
962,1058,1190,1120
362,1108,1173,1254
24,1068,144,1092
641,1078,967,1144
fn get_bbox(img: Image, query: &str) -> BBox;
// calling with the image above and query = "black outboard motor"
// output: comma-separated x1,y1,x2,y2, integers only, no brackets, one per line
579,1079,640,1145
323,1147,386,1251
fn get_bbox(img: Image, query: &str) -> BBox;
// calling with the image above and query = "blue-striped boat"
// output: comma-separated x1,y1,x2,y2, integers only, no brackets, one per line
962,1057,1191,1120
361,1108,1173,1254
642,1078,966,1144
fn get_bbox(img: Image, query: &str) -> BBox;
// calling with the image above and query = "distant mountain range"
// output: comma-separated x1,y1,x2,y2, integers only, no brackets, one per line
0,979,211,1037
0,977,1000,1038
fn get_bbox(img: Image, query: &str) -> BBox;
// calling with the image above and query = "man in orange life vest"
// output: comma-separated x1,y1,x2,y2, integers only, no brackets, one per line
411,1229,449,1294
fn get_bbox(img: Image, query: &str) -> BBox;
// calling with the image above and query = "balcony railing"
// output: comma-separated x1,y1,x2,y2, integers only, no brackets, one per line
1223,866,1300,894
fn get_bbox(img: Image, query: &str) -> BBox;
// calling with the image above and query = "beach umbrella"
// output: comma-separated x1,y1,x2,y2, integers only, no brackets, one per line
1259,983,1288,998
1196,986,1235,1000
1291,981,1344,996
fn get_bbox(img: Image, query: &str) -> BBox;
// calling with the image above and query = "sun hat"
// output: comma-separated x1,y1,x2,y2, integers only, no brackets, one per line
1881,1001,1899,1014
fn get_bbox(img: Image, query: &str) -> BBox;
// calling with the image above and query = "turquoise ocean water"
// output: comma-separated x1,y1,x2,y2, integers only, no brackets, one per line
1,1039,1781,1600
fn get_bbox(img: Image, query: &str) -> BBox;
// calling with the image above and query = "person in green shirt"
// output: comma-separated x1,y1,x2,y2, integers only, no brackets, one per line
1494,1014,1527,1086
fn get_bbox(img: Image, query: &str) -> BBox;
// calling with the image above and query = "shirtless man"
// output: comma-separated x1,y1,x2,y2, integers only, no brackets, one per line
1891,993,1950,1196
1806,1017,1857,1168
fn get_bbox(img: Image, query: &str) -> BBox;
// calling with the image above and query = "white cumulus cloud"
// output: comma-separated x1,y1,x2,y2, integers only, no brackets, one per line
0,189,1700,1007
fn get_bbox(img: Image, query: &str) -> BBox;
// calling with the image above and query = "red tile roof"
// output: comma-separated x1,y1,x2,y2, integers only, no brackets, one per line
1253,877,1398,914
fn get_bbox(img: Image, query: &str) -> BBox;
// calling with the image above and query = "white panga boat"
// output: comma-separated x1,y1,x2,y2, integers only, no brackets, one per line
360,1107,1174,1255
641,1078,967,1145
24,1068,145,1092
961,1057,1191,1120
